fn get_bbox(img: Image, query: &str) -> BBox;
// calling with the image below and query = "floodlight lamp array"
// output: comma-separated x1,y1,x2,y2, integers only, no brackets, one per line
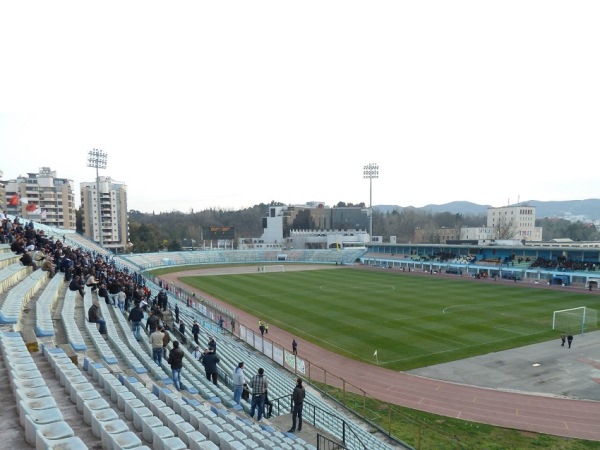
363,163,379,179
87,148,108,169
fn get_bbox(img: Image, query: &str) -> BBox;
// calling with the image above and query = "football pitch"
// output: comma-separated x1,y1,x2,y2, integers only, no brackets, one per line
180,268,599,371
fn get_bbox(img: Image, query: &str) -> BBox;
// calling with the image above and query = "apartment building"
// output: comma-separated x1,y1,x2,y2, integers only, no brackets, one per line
80,176,130,252
2,167,76,229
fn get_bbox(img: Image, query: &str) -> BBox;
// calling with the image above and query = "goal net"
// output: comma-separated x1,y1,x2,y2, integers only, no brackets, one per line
552,307,598,335
258,265,285,273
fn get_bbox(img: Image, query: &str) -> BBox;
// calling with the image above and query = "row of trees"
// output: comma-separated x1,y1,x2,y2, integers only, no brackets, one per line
100,203,600,253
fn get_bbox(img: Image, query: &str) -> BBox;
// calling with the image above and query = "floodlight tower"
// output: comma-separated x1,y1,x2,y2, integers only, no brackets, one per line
87,148,108,246
363,163,379,242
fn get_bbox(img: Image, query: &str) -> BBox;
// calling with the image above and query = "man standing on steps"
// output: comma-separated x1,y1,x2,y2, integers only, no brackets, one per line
232,362,245,405
146,310,159,335
192,320,200,346
157,289,168,312
249,368,268,421
168,340,185,391
128,301,144,341
203,348,220,386
150,325,165,366
162,326,171,359
288,378,305,433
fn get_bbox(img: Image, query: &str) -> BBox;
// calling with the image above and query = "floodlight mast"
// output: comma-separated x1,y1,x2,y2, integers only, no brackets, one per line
363,163,379,242
87,148,108,247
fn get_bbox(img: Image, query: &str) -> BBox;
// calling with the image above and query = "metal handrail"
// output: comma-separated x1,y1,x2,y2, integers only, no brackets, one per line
268,394,369,450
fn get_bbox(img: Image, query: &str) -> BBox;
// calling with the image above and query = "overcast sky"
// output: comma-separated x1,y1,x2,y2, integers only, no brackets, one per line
1,1,599,213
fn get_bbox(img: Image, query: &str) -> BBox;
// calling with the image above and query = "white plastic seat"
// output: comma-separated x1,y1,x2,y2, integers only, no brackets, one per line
83,398,112,426
100,419,142,450
89,407,120,438
110,431,144,450
158,436,187,450
141,415,163,442
35,434,88,450
76,388,102,413
18,396,58,428
22,405,64,445
174,420,196,444
28,419,73,447
187,430,207,448
123,398,145,421
132,406,154,432
150,425,175,450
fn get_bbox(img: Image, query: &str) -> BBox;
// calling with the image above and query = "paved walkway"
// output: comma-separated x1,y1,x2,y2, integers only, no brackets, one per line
162,267,600,442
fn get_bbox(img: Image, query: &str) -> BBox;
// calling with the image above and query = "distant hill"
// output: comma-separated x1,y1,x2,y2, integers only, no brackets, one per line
375,199,600,221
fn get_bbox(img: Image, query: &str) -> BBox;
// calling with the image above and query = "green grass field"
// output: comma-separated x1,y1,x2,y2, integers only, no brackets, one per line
179,267,599,371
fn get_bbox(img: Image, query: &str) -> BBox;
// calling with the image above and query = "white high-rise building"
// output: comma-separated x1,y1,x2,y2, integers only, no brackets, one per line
80,176,130,252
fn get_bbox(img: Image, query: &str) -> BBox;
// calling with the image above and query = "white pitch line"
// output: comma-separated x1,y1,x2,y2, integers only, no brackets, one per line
442,304,469,314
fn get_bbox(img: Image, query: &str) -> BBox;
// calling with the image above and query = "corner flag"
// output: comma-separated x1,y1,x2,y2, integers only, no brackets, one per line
373,350,377,356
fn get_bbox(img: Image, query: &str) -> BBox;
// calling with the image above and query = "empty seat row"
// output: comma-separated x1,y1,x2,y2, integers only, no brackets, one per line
1,331,87,449
35,274,65,337
0,263,30,300
61,289,87,352
0,267,46,324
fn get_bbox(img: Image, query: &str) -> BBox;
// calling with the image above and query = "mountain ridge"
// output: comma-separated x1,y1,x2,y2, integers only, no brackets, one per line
374,199,600,221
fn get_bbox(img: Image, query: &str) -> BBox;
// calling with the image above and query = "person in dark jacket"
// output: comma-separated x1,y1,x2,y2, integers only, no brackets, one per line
288,378,306,432
61,255,73,281
145,310,159,335
128,301,144,341
174,304,180,324
20,251,38,270
178,320,187,345
202,348,220,385
192,320,200,345
168,340,185,391
98,283,110,305
69,275,85,297
156,289,168,311
88,298,107,334
208,337,217,353
108,279,121,306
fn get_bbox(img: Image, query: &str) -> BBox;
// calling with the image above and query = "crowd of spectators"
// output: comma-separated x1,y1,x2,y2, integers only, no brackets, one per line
529,256,599,272
3,213,152,310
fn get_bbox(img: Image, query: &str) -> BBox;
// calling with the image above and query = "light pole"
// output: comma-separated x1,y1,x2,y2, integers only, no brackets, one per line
363,163,379,242
87,149,108,247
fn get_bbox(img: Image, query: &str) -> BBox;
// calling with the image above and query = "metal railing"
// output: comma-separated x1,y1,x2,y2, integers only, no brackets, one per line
317,433,347,450
269,394,369,450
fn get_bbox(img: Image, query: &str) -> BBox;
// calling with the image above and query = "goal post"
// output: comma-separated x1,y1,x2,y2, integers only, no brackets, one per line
258,265,285,273
552,307,598,335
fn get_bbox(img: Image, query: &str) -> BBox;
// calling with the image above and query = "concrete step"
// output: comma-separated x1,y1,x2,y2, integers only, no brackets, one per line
31,349,102,449
0,354,31,450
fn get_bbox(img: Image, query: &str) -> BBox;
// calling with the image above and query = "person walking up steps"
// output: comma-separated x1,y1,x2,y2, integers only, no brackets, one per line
168,341,184,391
